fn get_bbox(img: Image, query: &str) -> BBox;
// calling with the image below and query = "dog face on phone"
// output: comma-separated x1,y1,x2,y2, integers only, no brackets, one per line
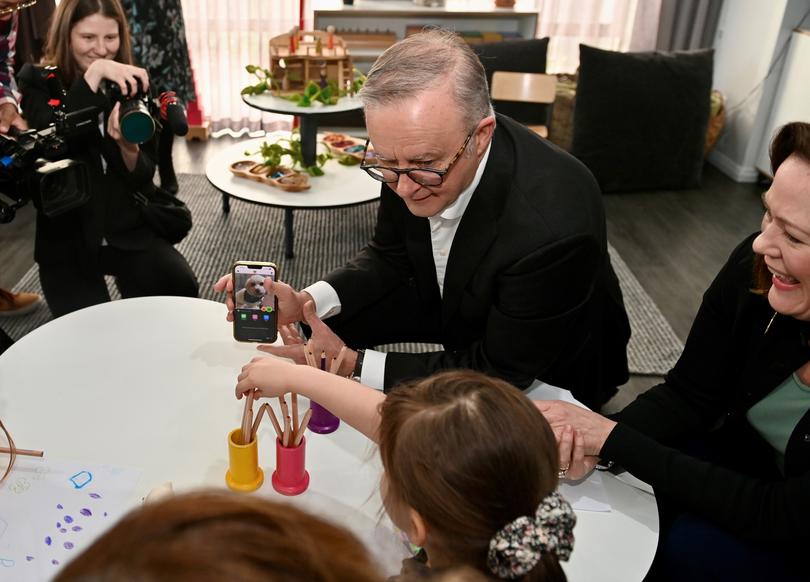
235,274,267,309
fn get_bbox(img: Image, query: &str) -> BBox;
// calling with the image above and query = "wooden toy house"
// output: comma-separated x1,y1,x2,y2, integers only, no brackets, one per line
269,28,354,95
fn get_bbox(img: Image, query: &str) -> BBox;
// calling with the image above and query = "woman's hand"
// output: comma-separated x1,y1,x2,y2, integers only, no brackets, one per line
107,102,138,170
84,59,150,95
236,356,301,400
534,400,617,457
557,424,599,481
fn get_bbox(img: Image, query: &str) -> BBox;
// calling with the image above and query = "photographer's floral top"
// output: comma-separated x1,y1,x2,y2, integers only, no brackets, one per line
0,14,19,107
122,0,194,101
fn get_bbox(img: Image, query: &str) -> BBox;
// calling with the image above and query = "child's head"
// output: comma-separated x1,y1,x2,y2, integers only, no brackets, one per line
379,371,574,581
54,490,383,582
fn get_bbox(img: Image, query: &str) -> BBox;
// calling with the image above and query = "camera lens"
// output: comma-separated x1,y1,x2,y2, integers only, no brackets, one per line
119,99,154,144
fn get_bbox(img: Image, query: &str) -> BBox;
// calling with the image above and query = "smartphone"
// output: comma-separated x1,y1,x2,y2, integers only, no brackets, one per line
232,261,278,343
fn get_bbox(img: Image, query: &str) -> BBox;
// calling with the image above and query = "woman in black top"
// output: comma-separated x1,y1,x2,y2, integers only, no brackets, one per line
18,0,197,318
539,122,810,581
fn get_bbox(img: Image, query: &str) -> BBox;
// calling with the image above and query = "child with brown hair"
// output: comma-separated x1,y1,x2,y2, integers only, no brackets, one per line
54,490,384,581
236,359,576,581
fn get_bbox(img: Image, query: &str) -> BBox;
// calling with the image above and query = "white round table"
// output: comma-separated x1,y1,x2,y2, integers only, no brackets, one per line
205,133,380,258
0,297,658,581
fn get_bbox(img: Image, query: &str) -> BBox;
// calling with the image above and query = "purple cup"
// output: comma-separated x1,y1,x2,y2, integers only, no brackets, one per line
307,401,340,434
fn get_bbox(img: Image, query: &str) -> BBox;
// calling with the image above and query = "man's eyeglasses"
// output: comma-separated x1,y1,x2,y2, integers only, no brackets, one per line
0,0,37,17
360,130,474,187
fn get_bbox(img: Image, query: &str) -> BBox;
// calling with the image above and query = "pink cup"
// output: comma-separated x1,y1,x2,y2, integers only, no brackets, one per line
271,437,310,496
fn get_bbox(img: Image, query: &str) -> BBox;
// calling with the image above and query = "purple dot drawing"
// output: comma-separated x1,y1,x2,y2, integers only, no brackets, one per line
69,470,93,489
64,515,74,524
44,536,52,546
89,493,101,499
103,512,108,517
56,522,61,528
72,526,82,532
56,504,63,509
26,556,34,562
59,528,67,534
63,542,74,550
80,508,92,517
51,559,59,566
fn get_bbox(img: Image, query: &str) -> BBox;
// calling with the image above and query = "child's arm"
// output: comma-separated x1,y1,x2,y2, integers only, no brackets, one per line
236,357,385,442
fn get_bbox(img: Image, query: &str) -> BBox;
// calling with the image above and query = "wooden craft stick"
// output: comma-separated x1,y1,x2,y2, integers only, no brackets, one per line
240,391,254,444
292,393,299,431
320,350,327,371
303,345,316,368
293,409,313,446
252,403,277,441
283,414,291,447
0,447,43,457
266,404,284,442
330,345,348,375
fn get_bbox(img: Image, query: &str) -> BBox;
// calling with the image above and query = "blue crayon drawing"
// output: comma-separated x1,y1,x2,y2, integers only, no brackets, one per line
88,493,101,499
64,515,73,524
69,471,93,489
0,557,14,567
80,508,92,517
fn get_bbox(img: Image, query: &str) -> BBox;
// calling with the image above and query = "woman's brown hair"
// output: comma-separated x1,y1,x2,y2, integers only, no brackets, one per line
378,370,565,581
42,0,133,86
54,490,383,582
752,122,810,294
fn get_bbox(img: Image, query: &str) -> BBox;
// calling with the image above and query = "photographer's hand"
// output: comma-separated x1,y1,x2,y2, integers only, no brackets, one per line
0,103,27,134
84,59,150,95
107,102,138,171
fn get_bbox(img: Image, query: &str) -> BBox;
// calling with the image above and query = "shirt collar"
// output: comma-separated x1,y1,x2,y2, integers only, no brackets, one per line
436,139,492,221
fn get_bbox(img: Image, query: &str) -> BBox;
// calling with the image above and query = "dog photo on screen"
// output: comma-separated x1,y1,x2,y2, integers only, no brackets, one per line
234,274,268,309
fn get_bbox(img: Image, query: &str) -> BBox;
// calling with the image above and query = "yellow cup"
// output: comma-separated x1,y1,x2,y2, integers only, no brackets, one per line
225,428,264,492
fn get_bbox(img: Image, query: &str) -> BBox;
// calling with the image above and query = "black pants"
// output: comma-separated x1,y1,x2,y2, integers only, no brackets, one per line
39,242,199,318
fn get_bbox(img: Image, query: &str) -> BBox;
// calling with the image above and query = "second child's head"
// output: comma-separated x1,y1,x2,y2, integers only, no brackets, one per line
44,0,133,85
379,371,574,581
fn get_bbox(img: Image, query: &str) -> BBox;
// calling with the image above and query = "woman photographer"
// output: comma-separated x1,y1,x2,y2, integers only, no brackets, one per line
17,0,197,318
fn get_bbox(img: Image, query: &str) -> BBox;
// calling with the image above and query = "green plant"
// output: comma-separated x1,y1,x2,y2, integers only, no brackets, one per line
245,131,331,177
240,64,278,96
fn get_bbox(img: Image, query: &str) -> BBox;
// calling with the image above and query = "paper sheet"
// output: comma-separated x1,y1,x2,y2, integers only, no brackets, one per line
0,456,141,581
560,471,612,512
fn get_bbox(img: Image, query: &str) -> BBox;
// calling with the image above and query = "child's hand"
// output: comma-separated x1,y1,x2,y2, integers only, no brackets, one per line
236,356,300,400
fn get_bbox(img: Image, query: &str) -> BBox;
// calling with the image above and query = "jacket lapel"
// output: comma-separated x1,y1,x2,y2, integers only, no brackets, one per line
441,129,513,326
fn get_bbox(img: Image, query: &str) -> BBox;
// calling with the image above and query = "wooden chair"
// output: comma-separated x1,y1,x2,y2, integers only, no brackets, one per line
490,71,557,138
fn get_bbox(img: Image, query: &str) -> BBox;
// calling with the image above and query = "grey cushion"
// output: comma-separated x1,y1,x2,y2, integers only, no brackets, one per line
571,44,714,193
473,37,550,124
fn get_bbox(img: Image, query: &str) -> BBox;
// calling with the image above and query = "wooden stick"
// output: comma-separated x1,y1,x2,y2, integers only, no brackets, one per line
252,403,277,441
303,345,316,368
320,350,326,371
240,391,254,445
292,393,299,432
283,414,292,447
0,447,43,457
330,345,348,375
266,404,284,442
293,409,312,446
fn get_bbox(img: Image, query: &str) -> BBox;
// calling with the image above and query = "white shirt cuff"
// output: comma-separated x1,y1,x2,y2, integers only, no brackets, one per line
303,280,341,319
360,349,386,391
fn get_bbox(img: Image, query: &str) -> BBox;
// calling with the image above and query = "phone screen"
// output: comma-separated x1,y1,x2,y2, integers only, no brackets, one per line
233,263,278,343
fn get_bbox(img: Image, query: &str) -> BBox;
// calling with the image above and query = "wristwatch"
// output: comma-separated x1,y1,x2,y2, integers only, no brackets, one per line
350,349,365,381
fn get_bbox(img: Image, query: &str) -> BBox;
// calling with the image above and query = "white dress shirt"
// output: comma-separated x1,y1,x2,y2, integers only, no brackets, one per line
305,142,493,390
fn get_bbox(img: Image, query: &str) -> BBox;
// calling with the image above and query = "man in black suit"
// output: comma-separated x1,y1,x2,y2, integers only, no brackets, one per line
221,30,630,409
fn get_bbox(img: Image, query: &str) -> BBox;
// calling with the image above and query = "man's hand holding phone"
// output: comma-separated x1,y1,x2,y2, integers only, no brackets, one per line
213,274,312,325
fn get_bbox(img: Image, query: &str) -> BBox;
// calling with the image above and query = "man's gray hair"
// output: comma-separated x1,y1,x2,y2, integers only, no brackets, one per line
359,29,493,131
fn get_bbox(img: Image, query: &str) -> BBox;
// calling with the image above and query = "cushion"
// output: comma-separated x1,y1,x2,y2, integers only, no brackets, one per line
571,44,714,193
472,37,550,124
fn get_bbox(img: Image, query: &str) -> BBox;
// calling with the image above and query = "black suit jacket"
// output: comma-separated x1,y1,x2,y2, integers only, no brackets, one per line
326,115,630,407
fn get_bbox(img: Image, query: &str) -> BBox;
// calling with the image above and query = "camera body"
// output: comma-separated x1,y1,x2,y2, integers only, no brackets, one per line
106,78,155,145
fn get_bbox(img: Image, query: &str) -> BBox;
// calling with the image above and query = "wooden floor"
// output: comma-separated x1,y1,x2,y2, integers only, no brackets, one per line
0,136,766,407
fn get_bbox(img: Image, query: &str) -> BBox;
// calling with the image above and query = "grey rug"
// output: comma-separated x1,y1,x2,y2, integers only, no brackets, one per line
6,174,683,375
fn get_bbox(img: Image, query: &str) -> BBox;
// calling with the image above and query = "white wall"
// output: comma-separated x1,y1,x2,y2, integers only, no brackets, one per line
707,0,788,182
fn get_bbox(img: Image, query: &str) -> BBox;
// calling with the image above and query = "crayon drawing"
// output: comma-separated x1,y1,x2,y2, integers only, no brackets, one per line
0,457,140,581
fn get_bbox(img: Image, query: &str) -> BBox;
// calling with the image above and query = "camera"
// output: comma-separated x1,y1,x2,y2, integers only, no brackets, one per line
0,66,98,224
106,78,154,145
